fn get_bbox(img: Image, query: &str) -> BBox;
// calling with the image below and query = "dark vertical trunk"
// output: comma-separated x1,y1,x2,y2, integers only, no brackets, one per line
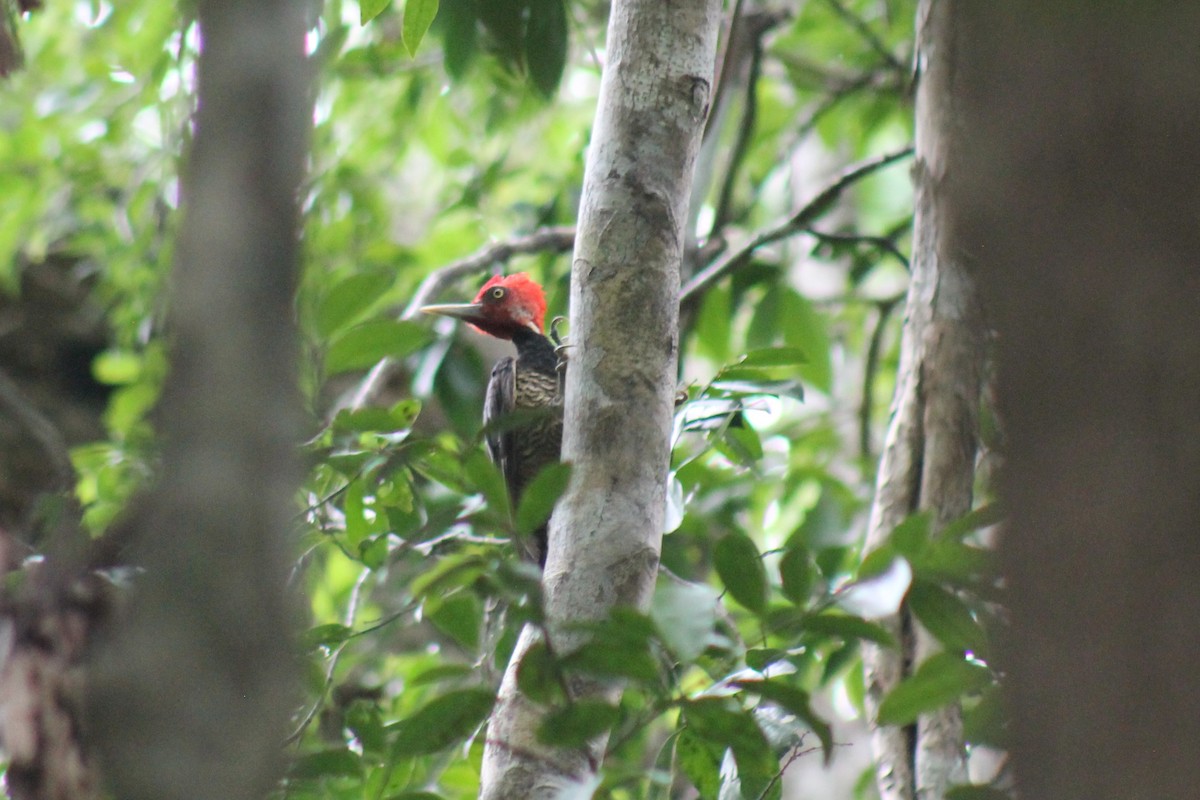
953,5,1200,799
85,1,310,798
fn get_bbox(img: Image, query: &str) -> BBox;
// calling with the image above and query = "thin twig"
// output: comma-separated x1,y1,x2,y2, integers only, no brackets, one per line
860,295,903,462
819,0,906,74
711,13,769,233
804,227,911,271
679,145,914,308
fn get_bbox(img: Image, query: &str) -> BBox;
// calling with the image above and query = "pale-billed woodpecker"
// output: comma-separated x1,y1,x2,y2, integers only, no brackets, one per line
420,273,563,566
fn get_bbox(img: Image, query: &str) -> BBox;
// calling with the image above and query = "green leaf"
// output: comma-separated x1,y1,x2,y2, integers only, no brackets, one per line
92,349,142,385
347,701,387,755
315,271,393,338
324,320,433,376
798,611,897,648
781,289,832,394
877,652,992,726
565,639,659,682
907,578,989,656
738,346,808,367
889,511,933,560
515,462,571,534
478,0,526,66
409,552,487,598
525,0,567,97
779,545,814,606
463,449,512,522
695,285,733,363
675,727,722,799
390,688,495,756
425,592,482,651
360,0,392,24
683,698,776,796
291,748,362,779
301,623,353,651
734,678,833,763
330,399,422,435
720,424,764,466
714,533,768,614
403,0,440,56
945,786,1012,800
651,579,718,663
516,641,562,703
537,700,619,746
440,0,478,80
409,664,474,687
940,502,1004,542
963,685,1010,749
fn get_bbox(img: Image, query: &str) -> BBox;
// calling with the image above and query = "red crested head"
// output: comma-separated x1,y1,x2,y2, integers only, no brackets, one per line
420,272,547,341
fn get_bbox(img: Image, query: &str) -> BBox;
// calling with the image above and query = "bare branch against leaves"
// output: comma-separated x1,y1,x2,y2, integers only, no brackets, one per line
680,145,914,307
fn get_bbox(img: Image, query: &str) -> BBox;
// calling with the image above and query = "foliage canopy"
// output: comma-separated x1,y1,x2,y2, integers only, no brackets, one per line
1,0,1006,798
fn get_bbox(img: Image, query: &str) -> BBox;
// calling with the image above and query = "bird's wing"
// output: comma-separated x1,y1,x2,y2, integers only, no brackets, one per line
483,355,518,506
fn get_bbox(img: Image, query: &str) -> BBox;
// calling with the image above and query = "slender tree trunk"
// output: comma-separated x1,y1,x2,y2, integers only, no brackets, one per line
84,2,310,799
951,5,1200,799
478,1,721,796
862,2,980,799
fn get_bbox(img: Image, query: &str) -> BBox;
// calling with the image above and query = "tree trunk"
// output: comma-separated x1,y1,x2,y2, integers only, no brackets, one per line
951,5,1200,799
84,2,310,799
478,1,721,796
862,2,981,799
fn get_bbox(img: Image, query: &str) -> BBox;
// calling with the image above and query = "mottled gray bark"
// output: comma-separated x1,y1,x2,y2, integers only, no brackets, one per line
478,1,721,797
951,5,1200,799
85,2,309,798
862,2,981,799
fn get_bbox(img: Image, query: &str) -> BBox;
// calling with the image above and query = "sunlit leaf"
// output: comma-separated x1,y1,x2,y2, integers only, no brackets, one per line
315,270,393,338
360,0,391,24
324,319,433,376
734,678,833,762
403,0,440,56
675,727,723,799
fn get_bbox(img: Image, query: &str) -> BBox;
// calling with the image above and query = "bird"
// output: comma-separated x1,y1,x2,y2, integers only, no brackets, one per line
420,273,564,566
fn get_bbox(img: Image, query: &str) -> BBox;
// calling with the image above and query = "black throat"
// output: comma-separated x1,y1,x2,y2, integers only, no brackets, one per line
511,327,559,377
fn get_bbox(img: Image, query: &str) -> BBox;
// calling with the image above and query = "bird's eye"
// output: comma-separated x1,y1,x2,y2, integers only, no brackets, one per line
489,287,506,300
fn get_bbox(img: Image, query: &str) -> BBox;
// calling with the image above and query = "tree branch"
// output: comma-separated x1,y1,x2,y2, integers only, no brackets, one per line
819,0,907,74
478,0,722,795
862,4,980,799
679,145,914,308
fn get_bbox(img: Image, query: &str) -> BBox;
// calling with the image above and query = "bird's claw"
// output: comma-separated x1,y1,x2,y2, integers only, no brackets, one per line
549,316,569,348
554,343,572,375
